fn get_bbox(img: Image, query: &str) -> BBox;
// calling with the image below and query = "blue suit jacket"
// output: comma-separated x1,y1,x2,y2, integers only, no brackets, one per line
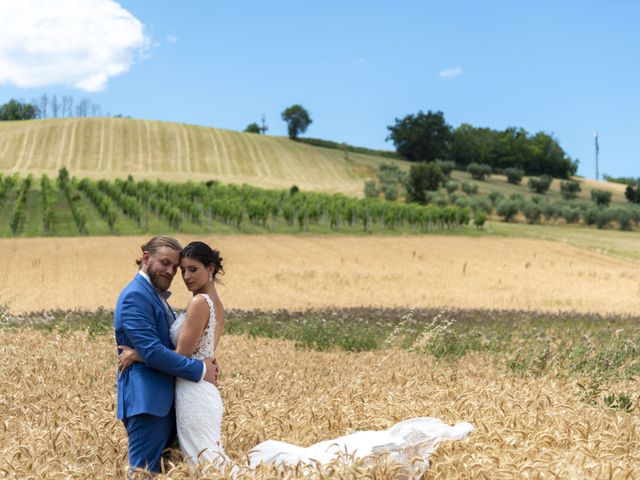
114,274,204,420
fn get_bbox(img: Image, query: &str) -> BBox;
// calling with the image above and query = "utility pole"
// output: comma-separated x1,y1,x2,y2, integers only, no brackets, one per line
594,132,599,181
259,114,269,135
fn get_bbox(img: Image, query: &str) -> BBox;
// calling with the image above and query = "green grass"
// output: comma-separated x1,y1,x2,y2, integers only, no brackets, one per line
22,187,44,236
486,221,640,262
6,306,640,391
0,187,17,235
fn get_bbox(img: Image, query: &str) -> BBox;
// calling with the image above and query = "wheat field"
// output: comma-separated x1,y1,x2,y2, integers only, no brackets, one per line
0,118,398,195
1,331,638,479
1,235,639,315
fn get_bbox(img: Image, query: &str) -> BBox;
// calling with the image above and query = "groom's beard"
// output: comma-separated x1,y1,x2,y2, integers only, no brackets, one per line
147,264,173,292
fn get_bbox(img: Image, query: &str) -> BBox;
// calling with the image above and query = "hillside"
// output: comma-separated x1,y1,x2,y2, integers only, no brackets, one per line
0,118,406,196
0,117,629,204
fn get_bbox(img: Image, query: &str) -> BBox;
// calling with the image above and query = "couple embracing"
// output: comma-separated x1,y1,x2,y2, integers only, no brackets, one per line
114,235,230,474
114,235,475,477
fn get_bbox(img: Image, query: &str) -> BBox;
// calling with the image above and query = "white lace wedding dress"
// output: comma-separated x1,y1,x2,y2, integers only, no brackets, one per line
170,293,229,465
170,294,474,473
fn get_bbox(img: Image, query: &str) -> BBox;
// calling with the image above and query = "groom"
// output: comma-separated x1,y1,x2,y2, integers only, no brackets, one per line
114,235,218,474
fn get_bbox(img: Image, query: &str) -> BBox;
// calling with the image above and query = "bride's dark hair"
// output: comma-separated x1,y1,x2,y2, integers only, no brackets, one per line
181,241,224,280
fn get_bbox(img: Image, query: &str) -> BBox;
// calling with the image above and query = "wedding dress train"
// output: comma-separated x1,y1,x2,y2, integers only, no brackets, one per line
248,417,474,472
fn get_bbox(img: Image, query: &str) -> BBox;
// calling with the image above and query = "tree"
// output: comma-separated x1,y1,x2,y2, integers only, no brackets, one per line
386,110,452,162
467,162,491,180
62,95,73,117
624,183,640,204
281,104,312,139
51,95,60,117
496,199,519,222
76,97,90,117
244,122,261,134
39,94,48,119
591,189,612,207
528,175,552,194
504,167,524,185
560,180,581,200
0,99,38,120
405,163,445,204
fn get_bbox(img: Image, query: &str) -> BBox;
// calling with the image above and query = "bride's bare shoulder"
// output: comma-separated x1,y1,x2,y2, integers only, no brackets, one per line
185,294,210,317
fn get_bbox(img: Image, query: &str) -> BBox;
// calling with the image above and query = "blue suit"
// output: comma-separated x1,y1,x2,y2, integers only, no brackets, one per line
114,273,204,473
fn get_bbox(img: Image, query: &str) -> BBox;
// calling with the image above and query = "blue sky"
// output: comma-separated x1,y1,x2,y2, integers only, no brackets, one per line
1,1,638,179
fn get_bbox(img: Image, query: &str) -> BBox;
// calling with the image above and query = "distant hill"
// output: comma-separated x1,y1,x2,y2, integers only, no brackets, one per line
0,118,407,196
0,117,628,202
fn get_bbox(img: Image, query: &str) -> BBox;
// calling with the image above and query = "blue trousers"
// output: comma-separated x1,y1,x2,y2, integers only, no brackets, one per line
123,408,176,474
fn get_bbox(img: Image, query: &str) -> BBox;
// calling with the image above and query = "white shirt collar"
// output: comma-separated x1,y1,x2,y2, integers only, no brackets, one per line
137,270,172,300
137,270,152,285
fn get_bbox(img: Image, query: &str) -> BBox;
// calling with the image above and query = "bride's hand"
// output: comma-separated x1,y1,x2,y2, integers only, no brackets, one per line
118,345,142,375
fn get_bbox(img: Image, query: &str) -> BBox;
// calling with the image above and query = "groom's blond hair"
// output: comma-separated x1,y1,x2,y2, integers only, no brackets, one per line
136,235,182,268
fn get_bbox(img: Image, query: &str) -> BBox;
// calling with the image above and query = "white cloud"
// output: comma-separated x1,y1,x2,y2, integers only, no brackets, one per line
438,66,463,78
166,35,178,44
0,0,150,91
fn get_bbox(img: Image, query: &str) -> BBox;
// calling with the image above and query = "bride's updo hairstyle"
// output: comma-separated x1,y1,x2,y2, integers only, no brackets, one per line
181,241,224,281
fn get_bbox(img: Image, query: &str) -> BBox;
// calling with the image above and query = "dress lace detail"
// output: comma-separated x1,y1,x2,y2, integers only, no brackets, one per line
170,294,229,466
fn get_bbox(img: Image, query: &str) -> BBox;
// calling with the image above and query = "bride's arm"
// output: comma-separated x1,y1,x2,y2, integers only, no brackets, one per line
117,296,209,373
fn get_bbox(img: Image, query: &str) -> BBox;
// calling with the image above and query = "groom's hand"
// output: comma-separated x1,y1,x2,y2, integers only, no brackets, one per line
203,357,219,386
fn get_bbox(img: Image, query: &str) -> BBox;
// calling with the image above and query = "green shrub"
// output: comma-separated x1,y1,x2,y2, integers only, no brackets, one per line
454,197,471,209
560,180,581,200
595,208,613,229
424,192,448,207
504,167,524,185
364,180,378,198
383,184,398,201
461,181,479,195
435,160,456,177
467,162,492,180
528,175,552,194
591,189,612,207
475,198,493,215
445,181,459,194
497,199,519,222
488,190,503,206
474,209,486,229
522,201,542,224
583,207,599,226
406,163,445,204
612,207,632,231
542,202,560,221
561,206,581,224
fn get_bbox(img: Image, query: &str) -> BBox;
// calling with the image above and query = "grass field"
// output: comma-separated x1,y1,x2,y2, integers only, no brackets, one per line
1,234,639,314
0,118,405,196
1,315,639,479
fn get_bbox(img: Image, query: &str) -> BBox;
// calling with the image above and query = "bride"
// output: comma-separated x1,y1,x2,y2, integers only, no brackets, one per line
119,241,473,473
119,240,230,466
